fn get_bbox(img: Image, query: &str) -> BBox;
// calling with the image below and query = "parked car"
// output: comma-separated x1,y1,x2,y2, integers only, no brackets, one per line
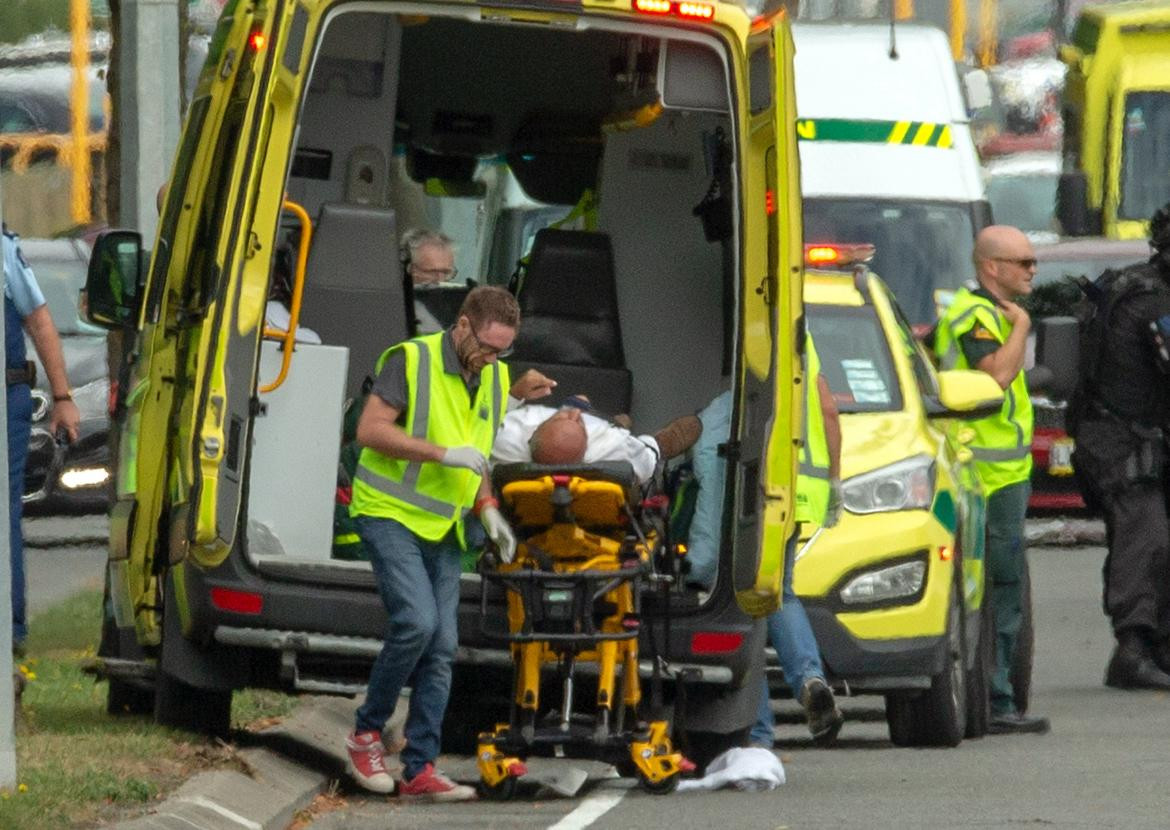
17,237,111,514
985,151,1061,244
1025,236,1152,512
782,252,1005,747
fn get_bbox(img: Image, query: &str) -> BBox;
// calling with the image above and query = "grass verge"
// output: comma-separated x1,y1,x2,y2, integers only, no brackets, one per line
1,588,299,829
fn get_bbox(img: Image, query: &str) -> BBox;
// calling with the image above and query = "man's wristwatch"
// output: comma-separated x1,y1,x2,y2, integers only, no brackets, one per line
53,393,73,403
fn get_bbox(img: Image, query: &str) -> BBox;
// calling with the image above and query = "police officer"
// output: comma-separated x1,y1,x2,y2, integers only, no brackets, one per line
1070,201,1170,691
3,227,80,655
934,225,1049,734
751,333,844,748
343,285,543,800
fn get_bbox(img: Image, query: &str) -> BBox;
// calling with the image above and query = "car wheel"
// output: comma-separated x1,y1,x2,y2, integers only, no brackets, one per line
1010,559,1034,715
965,563,993,739
154,668,232,738
887,585,967,748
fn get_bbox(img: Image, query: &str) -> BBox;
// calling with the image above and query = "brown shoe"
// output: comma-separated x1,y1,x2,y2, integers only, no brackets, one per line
653,415,702,459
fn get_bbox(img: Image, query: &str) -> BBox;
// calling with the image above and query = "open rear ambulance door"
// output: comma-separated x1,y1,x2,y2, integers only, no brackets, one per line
177,0,315,570
730,15,801,617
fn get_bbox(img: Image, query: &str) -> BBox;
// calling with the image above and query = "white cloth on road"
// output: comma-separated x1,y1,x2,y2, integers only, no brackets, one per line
491,404,660,484
677,747,786,793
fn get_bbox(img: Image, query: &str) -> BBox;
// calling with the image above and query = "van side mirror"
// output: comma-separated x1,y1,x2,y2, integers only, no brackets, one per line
85,230,144,329
1034,316,1080,400
928,370,1005,420
1057,171,1101,236
961,68,992,113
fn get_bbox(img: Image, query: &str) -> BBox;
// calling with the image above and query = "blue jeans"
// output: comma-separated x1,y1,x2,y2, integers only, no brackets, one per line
7,384,31,646
986,480,1030,716
355,515,474,779
751,533,826,747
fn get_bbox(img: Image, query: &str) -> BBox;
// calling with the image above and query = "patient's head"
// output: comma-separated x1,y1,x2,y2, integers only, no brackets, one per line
530,407,588,465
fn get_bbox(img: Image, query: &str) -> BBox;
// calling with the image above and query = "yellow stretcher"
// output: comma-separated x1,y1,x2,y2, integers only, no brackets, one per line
475,462,690,798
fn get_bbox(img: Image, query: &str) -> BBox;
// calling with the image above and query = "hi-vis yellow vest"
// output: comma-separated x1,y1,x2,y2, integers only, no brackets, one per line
351,332,510,548
934,286,1033,495
796,335,831,525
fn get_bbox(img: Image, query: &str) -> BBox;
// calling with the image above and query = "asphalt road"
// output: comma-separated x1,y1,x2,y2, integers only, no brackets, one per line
25,518,1168,829
303,543,1170,830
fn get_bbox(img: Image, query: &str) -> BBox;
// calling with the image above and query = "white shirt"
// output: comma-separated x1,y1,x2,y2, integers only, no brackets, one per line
492,405,661,484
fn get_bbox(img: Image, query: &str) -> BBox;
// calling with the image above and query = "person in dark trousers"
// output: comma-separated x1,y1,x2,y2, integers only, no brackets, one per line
934,225,1049,735
1070,201,1170,691
3,227,80,655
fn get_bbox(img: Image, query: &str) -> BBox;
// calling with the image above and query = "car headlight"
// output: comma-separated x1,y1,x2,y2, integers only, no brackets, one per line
60,466,110,490
842,455,935,514
839,557,927,606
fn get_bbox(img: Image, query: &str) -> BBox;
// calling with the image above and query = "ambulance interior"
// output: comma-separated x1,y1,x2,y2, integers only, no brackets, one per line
245,9,741,583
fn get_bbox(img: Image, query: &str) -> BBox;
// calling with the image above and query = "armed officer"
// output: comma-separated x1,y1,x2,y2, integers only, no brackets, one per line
934,225,1049,735
1070,201,1170,691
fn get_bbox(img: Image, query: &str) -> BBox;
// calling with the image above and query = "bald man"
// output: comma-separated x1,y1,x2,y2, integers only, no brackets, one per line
491,400,701,485
934,224,1047,736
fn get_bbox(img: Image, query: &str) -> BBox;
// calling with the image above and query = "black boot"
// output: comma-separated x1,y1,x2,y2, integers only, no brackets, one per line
1105,631,1170,690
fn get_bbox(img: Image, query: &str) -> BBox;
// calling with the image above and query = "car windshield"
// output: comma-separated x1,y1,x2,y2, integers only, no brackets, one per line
803,198,975,325
807,304,903,414
1120,91,1170,222
987,171,1058,236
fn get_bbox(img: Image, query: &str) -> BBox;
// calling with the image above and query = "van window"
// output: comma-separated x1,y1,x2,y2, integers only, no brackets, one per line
804,198,975,325
807,304,902,414
1119,91,1170,222
1071,17,1100,54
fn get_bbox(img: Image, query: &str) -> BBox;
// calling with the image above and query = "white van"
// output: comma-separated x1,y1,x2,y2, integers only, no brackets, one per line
792,22,991,325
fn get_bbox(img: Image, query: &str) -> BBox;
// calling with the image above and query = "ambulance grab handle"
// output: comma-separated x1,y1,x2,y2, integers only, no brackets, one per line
260,199,313,393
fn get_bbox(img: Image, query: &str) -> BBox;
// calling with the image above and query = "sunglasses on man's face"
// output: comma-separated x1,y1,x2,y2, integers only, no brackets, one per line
995,257,1038,269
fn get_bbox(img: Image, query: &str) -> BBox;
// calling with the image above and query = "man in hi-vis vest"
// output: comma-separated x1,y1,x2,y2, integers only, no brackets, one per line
344,286,545,800
934,225,1048,737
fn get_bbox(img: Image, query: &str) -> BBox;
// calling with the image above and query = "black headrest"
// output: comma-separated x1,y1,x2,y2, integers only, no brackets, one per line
520,230,618,321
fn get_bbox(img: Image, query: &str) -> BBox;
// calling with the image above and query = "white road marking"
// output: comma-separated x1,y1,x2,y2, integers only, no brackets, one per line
174,795,264,829
548,782,631,830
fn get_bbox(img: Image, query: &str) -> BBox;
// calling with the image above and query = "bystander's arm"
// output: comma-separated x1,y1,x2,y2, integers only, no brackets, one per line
355,394,443,463
23,304,80,441
975,302,1030,390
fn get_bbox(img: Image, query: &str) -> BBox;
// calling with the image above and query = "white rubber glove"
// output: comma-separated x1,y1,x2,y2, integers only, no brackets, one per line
440,446,489,477
824,478,844,529
480,504,517,564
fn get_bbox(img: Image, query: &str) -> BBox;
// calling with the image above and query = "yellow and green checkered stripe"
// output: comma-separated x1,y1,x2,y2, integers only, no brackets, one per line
795,119,953,148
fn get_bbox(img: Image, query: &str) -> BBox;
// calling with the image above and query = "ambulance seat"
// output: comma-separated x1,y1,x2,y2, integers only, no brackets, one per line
299,203,410,397
509,229,632,416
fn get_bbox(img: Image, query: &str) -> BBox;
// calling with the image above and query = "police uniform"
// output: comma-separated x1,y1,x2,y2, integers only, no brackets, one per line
3,229,46,649
348,328,508,780
1070,251,1170,688
935,284,1034,718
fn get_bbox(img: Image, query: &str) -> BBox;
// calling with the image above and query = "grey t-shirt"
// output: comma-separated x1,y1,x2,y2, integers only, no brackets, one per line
369,329,480,414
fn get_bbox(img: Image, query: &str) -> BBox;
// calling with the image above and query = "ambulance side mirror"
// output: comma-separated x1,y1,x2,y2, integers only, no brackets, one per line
85,230,145,330
928,370,1004,420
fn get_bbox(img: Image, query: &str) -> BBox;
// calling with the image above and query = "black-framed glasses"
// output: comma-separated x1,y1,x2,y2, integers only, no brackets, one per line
995,257,1037,269
411,265,458,282
469,323,514,359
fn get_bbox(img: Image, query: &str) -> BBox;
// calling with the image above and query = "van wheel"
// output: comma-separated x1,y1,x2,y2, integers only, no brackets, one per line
99,575,153,716
885,587,966,748
154,670,232,738
964,566,993,739
1010,560,1034,715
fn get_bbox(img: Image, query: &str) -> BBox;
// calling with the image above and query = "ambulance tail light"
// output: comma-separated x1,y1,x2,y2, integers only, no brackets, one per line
691,631,744,655
633,0,715,20
804,243,876,268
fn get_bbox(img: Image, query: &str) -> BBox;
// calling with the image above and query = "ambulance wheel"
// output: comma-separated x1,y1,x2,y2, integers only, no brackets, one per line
638,771,680,795
479,775,519,801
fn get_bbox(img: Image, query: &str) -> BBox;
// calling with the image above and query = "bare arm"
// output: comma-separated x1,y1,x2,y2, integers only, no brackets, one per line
817,373,841,480
355,394,445,463
975,302,1030,390
23,304,80,441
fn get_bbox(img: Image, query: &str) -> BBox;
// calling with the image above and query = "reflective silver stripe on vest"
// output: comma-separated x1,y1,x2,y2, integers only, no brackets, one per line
799,461,831,480
970,446,1032,462
397,342,431,493
354,464,467,519
491,364,502,435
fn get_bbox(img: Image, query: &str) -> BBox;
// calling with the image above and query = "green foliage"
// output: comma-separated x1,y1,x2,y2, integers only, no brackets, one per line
0,588,299,829
1024,278,1084,319
0,1,72,45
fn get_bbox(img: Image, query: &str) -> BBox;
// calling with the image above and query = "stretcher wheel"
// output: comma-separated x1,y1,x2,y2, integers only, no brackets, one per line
638,771,680,795
479,774,520,801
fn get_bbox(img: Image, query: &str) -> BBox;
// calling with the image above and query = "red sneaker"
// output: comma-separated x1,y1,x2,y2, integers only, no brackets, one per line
345,730,396,793
399,763,476,802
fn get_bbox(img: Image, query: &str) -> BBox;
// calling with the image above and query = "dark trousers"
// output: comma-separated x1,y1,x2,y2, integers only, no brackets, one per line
986,480,1030,715
1101,483,1170,640
7,383,31,645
